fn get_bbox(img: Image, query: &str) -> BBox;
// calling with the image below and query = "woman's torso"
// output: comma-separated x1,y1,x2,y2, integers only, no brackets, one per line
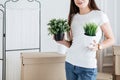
66,10,108,68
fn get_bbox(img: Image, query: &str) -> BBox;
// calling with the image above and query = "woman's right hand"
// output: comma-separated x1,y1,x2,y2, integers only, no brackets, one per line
53,36,66,45
56,40,66,45
53,36,71,48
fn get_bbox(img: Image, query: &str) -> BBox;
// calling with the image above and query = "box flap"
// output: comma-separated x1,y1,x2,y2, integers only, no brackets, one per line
21,52,66,58
21,52,66,64
113,46,120,55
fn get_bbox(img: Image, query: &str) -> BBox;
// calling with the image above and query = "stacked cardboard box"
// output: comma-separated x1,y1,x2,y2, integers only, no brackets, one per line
96,51,113,80
97,72,113,80
113,46,120,80
21,52,66,80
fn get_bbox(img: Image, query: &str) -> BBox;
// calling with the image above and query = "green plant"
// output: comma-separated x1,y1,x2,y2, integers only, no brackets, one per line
83,23,98,36
47,18,70,35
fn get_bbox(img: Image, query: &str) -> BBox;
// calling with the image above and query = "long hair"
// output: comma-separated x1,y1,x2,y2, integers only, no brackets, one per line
68,0,100,26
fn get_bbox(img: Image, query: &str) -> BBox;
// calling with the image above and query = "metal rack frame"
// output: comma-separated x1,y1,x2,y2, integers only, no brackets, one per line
0,0,41,80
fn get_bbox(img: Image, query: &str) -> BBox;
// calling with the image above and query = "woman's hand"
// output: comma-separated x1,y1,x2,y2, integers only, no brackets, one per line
88,40,99,51
53,36,65,45
53,36,71,48
56,39,66,45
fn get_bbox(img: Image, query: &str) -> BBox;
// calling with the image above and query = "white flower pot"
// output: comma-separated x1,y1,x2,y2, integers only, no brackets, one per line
84,35,97,48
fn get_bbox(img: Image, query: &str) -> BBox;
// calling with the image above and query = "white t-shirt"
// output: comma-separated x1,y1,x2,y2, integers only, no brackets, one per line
66,10,109,68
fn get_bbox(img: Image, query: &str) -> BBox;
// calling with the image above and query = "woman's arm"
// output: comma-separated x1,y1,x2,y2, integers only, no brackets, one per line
56,40,72,48
99,22,115,49
56,29,73,48
90,22,115,51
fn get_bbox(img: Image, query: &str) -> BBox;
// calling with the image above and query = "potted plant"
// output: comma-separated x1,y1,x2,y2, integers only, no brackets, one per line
83,22,98,48
84,23,98,36
47,18,70,41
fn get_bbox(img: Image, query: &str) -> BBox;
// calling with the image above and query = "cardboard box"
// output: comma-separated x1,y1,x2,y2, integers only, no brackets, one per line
97,72,113,80
21,52,66,80
115,75,120,80
113,46,120,55
113,46,120,75
114,56,120,75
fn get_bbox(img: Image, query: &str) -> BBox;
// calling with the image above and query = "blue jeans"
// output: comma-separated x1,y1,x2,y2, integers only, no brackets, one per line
65,62,97,80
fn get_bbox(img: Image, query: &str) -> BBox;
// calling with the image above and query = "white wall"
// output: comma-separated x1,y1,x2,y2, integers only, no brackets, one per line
0,0,70,80
0,8,3,80
116,0,120,44
104,0,118,45
41,0,70,52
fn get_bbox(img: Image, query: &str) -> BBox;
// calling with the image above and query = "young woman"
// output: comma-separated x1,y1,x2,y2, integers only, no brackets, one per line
56,0,115,80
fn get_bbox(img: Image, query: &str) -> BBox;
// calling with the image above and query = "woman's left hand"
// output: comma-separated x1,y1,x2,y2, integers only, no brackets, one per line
88,40,99,51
